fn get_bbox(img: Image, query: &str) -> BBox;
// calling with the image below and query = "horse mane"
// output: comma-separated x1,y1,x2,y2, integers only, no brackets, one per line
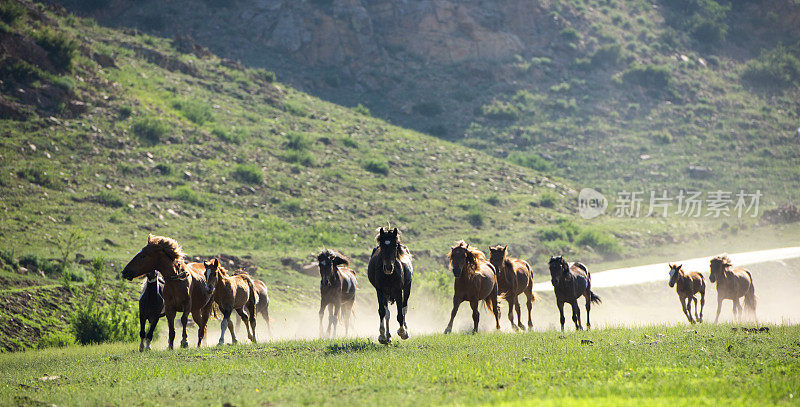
449,240,488,274
147,234,185,261
373,229,411,261
318,249,350,266
711,254,733,270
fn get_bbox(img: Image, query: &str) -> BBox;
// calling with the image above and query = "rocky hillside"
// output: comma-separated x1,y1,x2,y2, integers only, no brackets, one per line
50,0,800,200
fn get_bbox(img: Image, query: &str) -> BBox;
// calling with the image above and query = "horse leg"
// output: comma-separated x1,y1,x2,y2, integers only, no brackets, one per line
217,309,231,345
139,316,146,352
262,308,273,337
515,298,524,331
583,292,592,330
444,296,462,334
525,290,534,329
343,301,353,337
179,307,190,348
166,309,176,350
318,298,327,338
692,296,700,322
491,283,501,331
682,296,694,324
145,317,158,351
572,301,582,330
396,294,408,339
400,285,411,338
714,297,723,324
733,298,742,323
507,298,517,331
377,292,390,344
557,300,566,332
470,300,480,333
192,309,206,347
330,303,340,338
698,290,705,323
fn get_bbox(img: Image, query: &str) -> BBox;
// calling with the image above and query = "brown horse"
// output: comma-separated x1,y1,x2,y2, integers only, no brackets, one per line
668,264,705,324
444,241,500,334
489,245,536,331
204,259,257,345
548,256,601,331
234,279,273,337
709,254,757,323
317,249,358,337
122,234,213,349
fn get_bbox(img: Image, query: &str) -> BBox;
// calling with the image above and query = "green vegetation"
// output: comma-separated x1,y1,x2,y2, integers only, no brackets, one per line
741,45,800,90
231,164,263,184
1,325,797,405
131,116,169,144
0,1,25,25
33,28,78,72
69,259,136,345
173,99,214,125
507,151,550,172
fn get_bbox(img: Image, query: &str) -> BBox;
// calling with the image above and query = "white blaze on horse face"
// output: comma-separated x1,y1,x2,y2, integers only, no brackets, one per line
669,268,676,279
384,240,391,245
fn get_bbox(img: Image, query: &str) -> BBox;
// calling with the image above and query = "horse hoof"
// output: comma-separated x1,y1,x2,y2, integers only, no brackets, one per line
180,341,189,349
397,327,409,340
378,334,389,345
139,344,144,352
518,324,526,331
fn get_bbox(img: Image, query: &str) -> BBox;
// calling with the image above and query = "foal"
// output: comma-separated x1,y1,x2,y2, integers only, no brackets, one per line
233,278,274,338
204,259,257,345
489,245,535,331
668,264,705,324
317,249,358,337
138,271,165,352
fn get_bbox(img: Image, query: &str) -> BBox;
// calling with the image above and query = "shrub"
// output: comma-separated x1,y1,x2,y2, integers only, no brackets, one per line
92,190,125,208
0,1,25,24
353,103,371,116
412,101,443,117
132,116,169,144
283,101,307,117
36,331,75,349
590,43,622,68
173,99,213,125
34,29,78,72
539,226,567,242
537,191,559,208
118,105,132,118
741,45,800,90
172,186,201,205
363,157,389,175
212,126,244,144
253,68,276,83
467,207,484,227
231,164,263,184
279,197,304,214
559,27,580,42
19,254,62,276
575,229,621,257
621,64,674,95
0,59,46,86
653,131,673,144
16,165,60,188
154,163,173,175
342,136,358,149
507,151,551,172
282,150,314,166
285,131,312,151
661,0,729,47
70,258,137,345
481,100,519,121
427,124,448,137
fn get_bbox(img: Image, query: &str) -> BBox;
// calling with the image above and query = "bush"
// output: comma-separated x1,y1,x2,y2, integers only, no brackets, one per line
621,64,674,95
36,331,75,349
70,258,137,345
575,229,621,257
741,45,800,90
590,43,622,68
212,126,244,144
342,136,358,149
173,99,214,125
231,164,263,184
19,254,62,276
279,197,304,214
283,101,308,117
412,101,443,117
92,190,125,208
653,131,673,144
285,131,312,151
132,116,169,144
537,191,559,208
154,163,173,175
481,100,519,121
353,103,371,116
0,2,25,24
363,157,389,175
282,150,314,166
172,186,201,205
467,207,484,227
253,68,276,83
661,0,729,47
559,27,580,42
34,29,78,72
507,151,551,172
118,105,132,118
16,165,60,188
0,59,45,86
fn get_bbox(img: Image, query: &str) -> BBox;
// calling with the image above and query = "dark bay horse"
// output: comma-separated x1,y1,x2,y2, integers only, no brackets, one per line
367,227,413,345
548,256,601,331
204,259,257,345
710,254,757,323
122,234,213,349
138,271,165,352
444,241,501,334
668,263,705,324
317,249,357,337
235,278,273,338
489,245,535,331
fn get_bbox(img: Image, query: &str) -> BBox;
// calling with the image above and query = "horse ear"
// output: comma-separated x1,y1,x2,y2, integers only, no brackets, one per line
677,264,682,270
212,258,219,268
147,233,154,244
503,244,508,252
391,227,398,236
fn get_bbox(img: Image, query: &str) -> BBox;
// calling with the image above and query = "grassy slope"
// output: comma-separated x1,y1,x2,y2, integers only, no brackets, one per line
1,324,798,406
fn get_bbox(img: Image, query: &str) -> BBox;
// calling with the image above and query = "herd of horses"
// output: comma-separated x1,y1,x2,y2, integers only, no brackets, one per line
121,228,759,351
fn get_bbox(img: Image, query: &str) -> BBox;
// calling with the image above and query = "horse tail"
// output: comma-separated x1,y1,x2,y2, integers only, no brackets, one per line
589,291,602,304
245,275,257,321
744,270,757,314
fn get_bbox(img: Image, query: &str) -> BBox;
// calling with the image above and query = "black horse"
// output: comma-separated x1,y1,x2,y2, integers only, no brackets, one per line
367,227,413,344
548,256,601,331
139,271,165,351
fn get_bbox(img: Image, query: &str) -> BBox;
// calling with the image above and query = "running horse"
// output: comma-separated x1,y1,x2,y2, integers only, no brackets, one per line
235,278,273,338
444,241,501,334
709,254,757,323
668,263,705,324
122,234,214,349
367,227,413,345
317,249,357,337
489,244,535,331
204,259,258,345
548,256,601,331
137,271,165,351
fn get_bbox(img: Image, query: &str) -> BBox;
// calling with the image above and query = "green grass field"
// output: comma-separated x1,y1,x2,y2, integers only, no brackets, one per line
1,324,797,406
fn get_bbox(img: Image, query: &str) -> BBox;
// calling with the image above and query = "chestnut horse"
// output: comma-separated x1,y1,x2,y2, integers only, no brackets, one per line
444,241,501,334
317,249,357,337
489,245,535,331
235,278,273,337
138,271,165,352
367,227,413,345
668,264,705,324
548,256,601,331
710,254,757,323
204,259,257,345
122,234,213,349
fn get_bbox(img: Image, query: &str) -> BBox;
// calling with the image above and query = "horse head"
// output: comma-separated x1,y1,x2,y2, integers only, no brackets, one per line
709,254,730,283
488,244,510,282
203,258,220,294
548,255,568,287
668,263,682,287
122,234,181,280
318,249,348,287
376,227,400,275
